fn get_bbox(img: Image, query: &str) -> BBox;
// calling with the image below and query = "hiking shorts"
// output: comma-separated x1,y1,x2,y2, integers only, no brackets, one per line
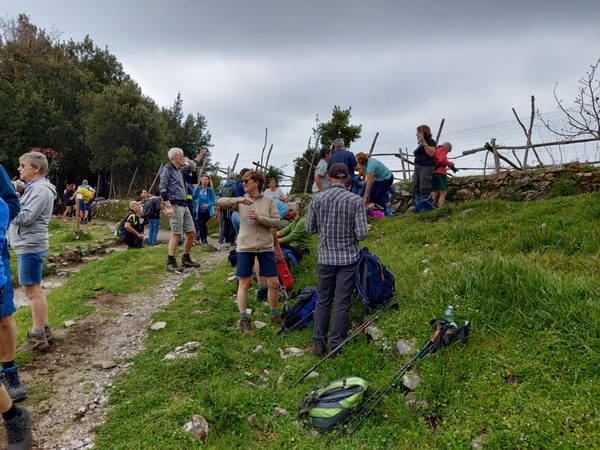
431,173,448,192
236,251,277,278
1,252,16,318
168,204,195,235
17,250,48,286
78,199,91,211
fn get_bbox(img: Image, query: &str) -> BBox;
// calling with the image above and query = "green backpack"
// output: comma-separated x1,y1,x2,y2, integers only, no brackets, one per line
298,376,368,431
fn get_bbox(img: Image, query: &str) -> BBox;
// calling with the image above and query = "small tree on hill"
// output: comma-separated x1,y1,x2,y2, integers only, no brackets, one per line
314,106,362,149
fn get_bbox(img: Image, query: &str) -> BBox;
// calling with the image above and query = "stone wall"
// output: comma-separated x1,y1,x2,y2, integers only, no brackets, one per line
392,161,600,211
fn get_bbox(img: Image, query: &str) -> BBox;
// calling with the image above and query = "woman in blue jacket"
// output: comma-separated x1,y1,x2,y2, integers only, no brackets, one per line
192,174,215,245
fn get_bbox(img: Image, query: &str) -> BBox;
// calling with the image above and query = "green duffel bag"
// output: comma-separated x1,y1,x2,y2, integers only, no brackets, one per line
298,376,368,431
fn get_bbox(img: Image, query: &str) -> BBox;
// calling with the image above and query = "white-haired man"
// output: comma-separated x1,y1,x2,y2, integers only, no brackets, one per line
159,147,206,272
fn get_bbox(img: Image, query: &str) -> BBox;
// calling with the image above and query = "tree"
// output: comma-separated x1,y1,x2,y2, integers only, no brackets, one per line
290,146,318,195
314,106,362,149
540,58,600,139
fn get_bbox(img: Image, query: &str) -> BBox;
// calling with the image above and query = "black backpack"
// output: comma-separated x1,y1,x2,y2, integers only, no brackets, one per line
277,286,317,334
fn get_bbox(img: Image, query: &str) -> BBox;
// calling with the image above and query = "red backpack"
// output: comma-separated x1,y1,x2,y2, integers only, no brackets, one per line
277,259,294,293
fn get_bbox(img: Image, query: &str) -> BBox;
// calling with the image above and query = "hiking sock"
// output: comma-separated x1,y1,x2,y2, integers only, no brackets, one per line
167,256,176,264
183,253,191,260
270,309,279,316
240,312,249,319
1,361,15,370
31,329,44,337
1,404,19,422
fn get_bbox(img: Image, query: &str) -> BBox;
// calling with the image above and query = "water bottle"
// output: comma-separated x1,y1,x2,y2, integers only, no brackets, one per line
443,305,455,322
246,203,255,224
182,158,190,167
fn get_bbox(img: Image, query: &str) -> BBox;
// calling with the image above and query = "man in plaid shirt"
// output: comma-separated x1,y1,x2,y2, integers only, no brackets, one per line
305,163,368,357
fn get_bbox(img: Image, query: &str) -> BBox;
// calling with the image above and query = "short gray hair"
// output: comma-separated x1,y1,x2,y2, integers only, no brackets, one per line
20,151,48,176
441,142,453,152
332,138,345,150
168,147,183,161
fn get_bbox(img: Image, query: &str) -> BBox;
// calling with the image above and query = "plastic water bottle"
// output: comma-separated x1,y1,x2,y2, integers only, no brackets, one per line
246,203,255,224
443,305,455,322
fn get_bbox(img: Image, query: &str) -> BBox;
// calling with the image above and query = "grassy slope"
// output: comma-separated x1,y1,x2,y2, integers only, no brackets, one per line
18,195,600,449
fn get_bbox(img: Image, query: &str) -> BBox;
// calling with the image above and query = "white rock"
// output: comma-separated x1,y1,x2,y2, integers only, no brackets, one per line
285,347,305,357
253,321,267,329
273,407,289,418
252,345,265,354
402,373,422,391
64,320,77,328
183,414,210,443
123,312,133,317
365,325,383,341
307,371,319,379
151,321,167,330
422,268,431,275
396,339,415,355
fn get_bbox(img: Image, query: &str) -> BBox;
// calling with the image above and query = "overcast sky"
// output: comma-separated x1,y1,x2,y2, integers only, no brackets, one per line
3,0,599,178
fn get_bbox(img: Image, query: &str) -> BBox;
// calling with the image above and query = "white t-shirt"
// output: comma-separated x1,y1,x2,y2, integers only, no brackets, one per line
264,187,286,200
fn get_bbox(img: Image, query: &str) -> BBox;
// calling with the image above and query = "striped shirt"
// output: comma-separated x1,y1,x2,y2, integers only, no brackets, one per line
305,183,368,266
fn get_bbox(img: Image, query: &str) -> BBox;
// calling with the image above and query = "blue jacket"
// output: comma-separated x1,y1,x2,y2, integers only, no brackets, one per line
192,185,215,218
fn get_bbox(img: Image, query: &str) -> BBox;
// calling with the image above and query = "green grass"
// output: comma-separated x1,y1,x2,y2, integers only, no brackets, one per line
16,195,600,448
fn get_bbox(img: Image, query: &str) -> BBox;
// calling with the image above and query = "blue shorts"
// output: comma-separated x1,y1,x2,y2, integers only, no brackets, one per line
78,200,91,211
236,251,278,278
17,250,48,286
1,254,16,318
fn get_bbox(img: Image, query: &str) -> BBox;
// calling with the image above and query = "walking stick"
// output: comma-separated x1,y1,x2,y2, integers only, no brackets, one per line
289,303,395,389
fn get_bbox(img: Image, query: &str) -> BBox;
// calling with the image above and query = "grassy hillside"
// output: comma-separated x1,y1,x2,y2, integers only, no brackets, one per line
20,193,600,449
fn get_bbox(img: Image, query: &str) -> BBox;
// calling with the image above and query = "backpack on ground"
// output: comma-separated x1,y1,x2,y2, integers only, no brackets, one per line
414,194,436,213
278,286,317,334
277,258,294,294
355,247,395,315
228,248,237,267
298,376,369,431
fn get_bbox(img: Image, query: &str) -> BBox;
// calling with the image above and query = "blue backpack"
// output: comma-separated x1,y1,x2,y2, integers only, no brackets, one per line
278,286,318,334
414,194,436,213
355,248,395,315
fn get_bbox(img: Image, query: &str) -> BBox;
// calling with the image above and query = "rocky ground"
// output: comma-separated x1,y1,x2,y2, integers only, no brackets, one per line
4,223,228,450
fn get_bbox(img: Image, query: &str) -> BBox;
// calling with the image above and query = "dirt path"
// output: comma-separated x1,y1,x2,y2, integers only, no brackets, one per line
7,223,229,450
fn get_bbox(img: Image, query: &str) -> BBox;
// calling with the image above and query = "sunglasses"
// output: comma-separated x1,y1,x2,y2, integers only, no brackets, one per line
242,179,254,184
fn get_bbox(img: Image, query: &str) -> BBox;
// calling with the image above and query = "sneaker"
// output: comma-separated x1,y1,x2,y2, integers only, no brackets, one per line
0,367,28,402
239,318,255,336
16,332,48,353
45,325,54,343
312,345,325,358
4,407,32,450
181,257,201,268
270,314,285,326
256,286,268,301
166,262,182,273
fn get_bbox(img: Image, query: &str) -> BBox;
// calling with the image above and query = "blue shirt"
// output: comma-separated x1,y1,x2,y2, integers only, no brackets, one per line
0,198,8,290
328,149,358,175
305,183,368,266
365,157,392,181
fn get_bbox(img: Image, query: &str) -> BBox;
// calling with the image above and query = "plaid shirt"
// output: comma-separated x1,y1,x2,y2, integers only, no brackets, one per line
305,183,368,266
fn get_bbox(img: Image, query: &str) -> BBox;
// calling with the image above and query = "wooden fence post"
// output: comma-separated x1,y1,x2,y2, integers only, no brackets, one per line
491,138,500,173
368,132,379,155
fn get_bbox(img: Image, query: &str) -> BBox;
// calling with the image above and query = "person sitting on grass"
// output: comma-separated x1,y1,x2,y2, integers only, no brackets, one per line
276,202,312,263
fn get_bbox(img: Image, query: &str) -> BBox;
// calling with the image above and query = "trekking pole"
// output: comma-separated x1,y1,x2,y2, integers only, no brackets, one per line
289,304,393,389
340,339,436,437
340,320,469,437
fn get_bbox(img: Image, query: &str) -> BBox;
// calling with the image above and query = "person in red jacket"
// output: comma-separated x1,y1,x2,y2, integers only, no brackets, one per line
431,142,458,208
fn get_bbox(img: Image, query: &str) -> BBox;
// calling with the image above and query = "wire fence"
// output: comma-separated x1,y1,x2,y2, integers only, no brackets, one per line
218,110,600,188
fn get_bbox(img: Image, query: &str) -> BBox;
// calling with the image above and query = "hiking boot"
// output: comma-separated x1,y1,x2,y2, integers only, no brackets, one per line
270,314,285,326
312,345,325,358
181,256,201,268
201,240,209,245
239,318,255,336
0,367,28,402
45,325,54,343
16,332,48,353
4,407,32,450
166,261,182,273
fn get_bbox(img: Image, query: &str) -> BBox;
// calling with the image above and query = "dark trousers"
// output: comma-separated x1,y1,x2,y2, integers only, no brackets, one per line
280,243,309,263
221,215,236,244
412,165,435,197
195,211,211,241
371,175,394,209
313,261,358,350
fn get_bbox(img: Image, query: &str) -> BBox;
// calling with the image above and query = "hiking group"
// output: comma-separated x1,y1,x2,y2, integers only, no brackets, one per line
0,125,457,447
